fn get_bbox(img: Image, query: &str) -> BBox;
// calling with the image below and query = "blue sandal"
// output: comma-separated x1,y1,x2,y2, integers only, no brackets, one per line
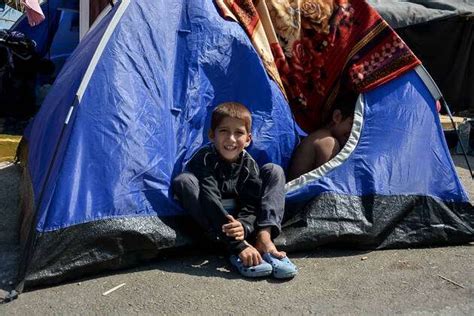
229,255,273,278
263,253,297,279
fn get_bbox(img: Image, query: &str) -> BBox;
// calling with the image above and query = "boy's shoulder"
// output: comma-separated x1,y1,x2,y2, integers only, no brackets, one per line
307,128,334,141
241,149,259,175
242,149,258,164
305,128,337,146
309,129,340,159
187,143,216,166
193,143,213,155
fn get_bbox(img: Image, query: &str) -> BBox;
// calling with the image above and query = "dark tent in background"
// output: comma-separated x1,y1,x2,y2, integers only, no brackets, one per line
369,0,474,115
12,0,473,293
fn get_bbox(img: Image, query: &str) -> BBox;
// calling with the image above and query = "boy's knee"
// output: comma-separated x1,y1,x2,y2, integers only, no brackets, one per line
172,172,199,192
261,163,285,184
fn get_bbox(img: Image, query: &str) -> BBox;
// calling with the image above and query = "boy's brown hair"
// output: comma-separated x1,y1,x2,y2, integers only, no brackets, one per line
211,102,252,133
323,91,358,126
334,91,358,120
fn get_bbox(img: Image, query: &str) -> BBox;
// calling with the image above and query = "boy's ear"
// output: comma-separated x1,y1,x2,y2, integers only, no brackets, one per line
244,133,252,148
332,109,342,124
208,129,215,142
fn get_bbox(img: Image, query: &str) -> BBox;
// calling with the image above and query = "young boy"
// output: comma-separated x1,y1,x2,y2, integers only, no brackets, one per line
173,102,296,279
288,92,357,181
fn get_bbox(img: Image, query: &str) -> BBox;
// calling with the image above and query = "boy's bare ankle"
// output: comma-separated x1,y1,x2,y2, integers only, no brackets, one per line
255,228,286,258
257,228,272,241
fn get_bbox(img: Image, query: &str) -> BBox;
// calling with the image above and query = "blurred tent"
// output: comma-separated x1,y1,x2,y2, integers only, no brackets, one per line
11,0,113,73
12,0,79,73
0,0,114,119
369,0,474,115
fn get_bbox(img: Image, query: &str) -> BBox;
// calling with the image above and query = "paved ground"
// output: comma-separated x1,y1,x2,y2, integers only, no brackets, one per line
0,155,473,314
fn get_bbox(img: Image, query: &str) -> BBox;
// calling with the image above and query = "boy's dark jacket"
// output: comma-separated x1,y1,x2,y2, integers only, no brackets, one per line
186,143,261,254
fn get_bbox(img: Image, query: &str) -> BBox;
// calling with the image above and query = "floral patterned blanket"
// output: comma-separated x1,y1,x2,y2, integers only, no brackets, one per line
215,0,421,132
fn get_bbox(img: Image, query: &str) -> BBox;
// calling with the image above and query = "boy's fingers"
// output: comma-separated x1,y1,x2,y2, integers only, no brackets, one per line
226,227,243,234
225,230,243,238
253,253,261,265
223,222,241,231
223,222,238,228
222,222,236,229
226,214,235,222
230,231,243,237
248,255,255,266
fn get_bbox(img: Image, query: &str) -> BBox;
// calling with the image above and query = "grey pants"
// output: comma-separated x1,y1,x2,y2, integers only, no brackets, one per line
172,163,286,239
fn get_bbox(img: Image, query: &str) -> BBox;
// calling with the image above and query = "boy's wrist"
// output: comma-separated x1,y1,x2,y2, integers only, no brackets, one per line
231,240,249,255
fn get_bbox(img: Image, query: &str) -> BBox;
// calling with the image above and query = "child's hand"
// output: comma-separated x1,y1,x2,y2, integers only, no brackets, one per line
239,243,262,267
222,215,244,241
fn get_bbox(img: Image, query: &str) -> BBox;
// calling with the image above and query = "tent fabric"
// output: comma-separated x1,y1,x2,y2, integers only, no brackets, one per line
12,0,69,58
17,0,473,289
13,0,79,68
369,0,474,114
395,15,474,115
47,9,79,75
368,0,474,29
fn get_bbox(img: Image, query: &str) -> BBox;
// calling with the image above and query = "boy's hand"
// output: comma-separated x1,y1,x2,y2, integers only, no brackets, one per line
222,215,245,241
239,243,262,267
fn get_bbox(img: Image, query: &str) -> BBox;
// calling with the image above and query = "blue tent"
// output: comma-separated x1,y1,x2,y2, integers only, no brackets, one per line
12,0,78,72
17,0,473,289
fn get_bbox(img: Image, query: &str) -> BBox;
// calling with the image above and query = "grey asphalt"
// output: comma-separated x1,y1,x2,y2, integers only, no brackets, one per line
0,156,473,314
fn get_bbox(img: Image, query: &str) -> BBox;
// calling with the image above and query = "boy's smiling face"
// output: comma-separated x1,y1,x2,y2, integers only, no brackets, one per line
209,116,252,163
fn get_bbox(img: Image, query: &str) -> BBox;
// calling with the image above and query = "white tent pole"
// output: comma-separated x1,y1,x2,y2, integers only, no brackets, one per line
79,0,90,41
